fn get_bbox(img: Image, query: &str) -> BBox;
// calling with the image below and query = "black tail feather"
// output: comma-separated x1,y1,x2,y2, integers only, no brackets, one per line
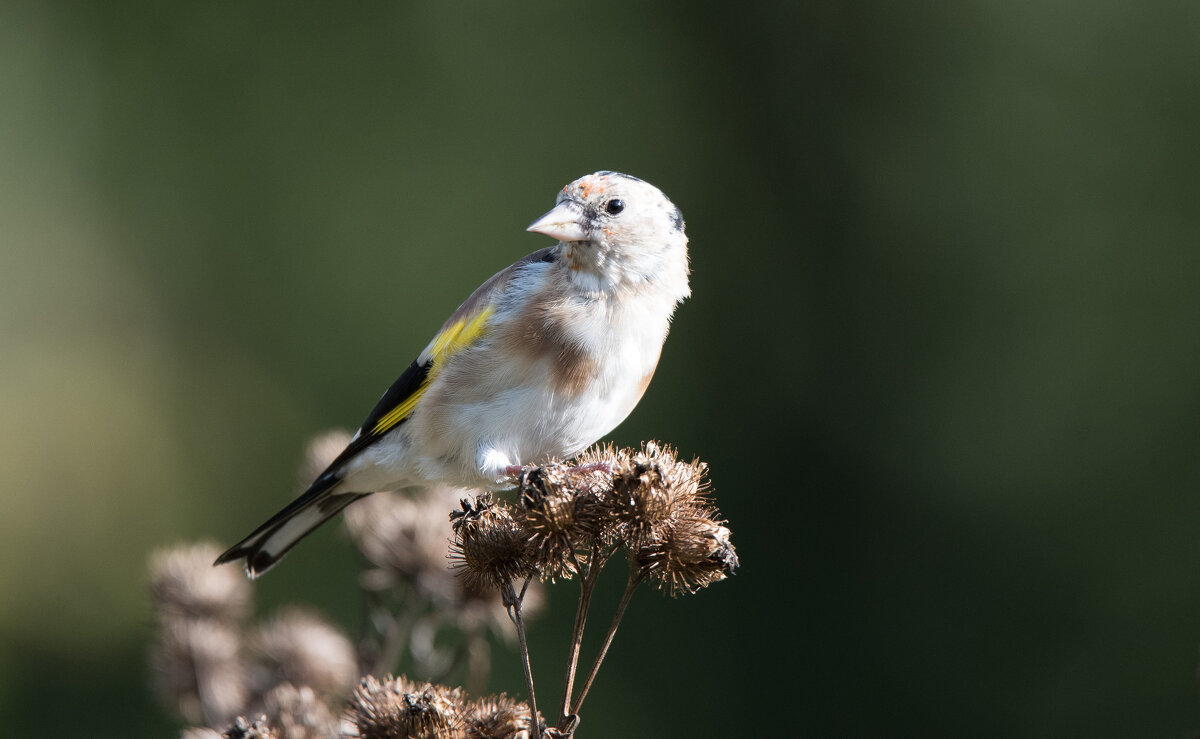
213,472,366,576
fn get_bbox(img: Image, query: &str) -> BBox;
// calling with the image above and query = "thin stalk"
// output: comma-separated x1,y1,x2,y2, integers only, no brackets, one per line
195,648,227,729
569,571,643,718
430,627,477,686
557,547,604,724
465,632,491,697
370,601,422,676
505,577,541,739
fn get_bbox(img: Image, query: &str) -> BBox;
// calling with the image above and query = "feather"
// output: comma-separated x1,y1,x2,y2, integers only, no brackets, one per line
214,471,366,577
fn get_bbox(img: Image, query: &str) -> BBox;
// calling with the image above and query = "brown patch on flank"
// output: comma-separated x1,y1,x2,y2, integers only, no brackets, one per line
432,247,555,352
632,351,661,404
503,287,598,396
636,368,656,398
552,342,598,395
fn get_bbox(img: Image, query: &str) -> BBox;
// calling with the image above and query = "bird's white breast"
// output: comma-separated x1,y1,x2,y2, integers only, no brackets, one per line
360,275,668,490
345,251,682,493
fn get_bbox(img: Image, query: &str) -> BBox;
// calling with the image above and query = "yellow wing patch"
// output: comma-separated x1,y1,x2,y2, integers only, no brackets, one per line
370,305,494,436
427,305,495,359
369,387,424,436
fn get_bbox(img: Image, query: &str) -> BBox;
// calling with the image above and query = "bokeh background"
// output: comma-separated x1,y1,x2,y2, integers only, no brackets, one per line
2,1,1199,736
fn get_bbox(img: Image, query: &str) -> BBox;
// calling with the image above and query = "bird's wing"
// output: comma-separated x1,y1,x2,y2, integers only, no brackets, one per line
321,246,558,473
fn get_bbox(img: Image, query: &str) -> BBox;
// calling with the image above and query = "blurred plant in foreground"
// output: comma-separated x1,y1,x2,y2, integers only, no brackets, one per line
151,438,737,738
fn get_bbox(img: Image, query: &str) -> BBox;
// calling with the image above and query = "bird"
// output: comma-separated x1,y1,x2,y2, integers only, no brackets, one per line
215,171,691,577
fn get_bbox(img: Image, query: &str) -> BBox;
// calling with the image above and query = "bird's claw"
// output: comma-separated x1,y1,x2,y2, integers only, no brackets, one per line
570,461,612,476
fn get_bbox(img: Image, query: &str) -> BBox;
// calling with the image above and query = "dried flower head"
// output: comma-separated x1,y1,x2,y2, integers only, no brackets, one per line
152,615,248,726
297,429,354,489
636,506,739,596
222,715,279,739
253,607,357,699
596,442,708,545
262,683,338,739
515,464,604,580
449,494,534,591
345,485,464,598
349,675,466,739
151,542,252,623
462,693,537,739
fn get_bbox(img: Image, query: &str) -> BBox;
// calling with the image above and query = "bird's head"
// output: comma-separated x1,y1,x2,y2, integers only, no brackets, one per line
527,171,690,298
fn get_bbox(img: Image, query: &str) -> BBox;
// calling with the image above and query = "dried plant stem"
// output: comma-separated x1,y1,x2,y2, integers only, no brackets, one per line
569,571,643,719
429,628,475,686
557,547,604,725
370,601,422,676
465,632,491,696
194,653,224,728
504,577,541,739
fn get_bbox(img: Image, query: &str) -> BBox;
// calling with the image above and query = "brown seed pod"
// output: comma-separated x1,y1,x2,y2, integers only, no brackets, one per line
636,506,739,596
349,674,466,739
449,494,535,591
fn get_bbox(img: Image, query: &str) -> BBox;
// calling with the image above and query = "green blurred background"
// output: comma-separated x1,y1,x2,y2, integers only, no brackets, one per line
2,1,1199,736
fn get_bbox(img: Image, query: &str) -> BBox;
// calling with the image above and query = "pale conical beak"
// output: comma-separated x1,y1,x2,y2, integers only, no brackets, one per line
527,200,589,242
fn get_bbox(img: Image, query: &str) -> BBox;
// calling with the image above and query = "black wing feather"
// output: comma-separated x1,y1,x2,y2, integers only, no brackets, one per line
214,359,432,568
213,469,346,566
282,247,556,487
329,358,431,469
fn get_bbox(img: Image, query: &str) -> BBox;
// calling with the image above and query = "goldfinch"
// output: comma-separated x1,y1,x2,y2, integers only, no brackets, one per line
216,171,690,577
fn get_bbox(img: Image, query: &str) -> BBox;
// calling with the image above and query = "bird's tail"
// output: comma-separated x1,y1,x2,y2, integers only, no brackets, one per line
214,473,368,577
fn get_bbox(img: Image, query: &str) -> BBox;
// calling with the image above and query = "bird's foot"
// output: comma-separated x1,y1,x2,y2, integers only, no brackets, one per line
503,464,527,479
502,461,611,487
570,461,612,476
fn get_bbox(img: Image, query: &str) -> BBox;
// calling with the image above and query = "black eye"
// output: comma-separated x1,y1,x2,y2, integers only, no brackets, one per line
604,199,625,215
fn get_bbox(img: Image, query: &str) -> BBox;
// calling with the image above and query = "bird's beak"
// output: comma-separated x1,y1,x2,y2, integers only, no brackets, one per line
527,200,589,242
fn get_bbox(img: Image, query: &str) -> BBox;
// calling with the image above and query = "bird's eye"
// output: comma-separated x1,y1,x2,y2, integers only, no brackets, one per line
604,199,625,215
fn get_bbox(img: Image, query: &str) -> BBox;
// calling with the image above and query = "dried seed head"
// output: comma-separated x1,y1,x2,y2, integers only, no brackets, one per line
516,464,603,580
297,429,353,489
349,675,466,739
261,683,338,739
636,507,739,596
222,715,279,739
152,616,248,726
345,486,464,598
151,542,252,623
449,494,534,591
253,607,357,699
462,693,536,739
603,442,708,545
